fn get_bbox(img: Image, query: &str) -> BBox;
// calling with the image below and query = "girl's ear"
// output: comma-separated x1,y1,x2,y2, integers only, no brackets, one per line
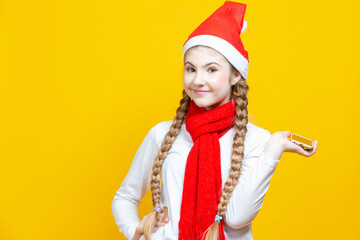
230,70,242,85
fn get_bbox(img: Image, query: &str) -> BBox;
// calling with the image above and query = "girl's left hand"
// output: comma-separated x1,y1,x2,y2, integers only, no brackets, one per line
263,131,318,160
132,206,170,240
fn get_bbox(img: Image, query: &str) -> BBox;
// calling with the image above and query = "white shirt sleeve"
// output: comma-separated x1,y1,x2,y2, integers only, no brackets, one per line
111,123,161,239
224,130,280,229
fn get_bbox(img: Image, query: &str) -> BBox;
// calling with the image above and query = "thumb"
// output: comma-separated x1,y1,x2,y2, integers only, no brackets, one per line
283,131,291,137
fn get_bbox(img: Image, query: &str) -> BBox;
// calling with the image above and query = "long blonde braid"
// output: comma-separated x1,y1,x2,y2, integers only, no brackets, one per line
204,76,249,240
142,89,191,240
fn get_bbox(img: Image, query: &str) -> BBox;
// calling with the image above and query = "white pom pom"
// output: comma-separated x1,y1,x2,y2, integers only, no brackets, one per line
241,20,247,34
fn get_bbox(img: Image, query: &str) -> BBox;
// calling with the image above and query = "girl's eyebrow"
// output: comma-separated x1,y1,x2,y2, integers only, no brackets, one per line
184,61,222,67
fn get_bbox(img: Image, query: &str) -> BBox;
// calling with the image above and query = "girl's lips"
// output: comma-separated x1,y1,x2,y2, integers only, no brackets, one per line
193,90,209,95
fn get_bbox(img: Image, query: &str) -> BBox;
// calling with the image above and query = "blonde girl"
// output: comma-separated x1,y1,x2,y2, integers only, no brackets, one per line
111,1,318,240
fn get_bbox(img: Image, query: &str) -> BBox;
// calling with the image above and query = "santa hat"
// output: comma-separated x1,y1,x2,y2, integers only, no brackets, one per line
182,1,249,79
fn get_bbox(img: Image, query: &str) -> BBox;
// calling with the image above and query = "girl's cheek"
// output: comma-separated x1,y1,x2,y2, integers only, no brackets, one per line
213,76,228,88
183,77,192,89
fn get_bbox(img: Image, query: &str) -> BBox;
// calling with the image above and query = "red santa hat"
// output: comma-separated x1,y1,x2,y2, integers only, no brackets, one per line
182,1,249,79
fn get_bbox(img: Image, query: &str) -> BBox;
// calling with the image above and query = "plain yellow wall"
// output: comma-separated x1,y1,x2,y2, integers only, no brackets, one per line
0,0,359,239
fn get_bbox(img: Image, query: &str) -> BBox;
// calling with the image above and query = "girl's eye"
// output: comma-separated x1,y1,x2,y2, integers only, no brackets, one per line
186,67,195,72
208,68,217,73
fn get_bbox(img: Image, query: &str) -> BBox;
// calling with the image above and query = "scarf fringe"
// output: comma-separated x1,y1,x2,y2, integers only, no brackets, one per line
178,218,208,240
178,217,224,240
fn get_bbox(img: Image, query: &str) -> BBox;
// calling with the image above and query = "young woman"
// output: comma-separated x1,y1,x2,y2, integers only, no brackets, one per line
111,2,318,240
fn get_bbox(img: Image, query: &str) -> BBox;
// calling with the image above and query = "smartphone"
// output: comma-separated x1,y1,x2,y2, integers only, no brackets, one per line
290,133,313,151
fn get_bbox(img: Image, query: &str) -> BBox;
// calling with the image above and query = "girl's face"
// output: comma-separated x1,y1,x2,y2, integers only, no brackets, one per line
183,46,241,111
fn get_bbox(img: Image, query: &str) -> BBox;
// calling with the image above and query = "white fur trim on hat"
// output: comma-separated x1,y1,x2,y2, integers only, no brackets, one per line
183,35,249,79
241,20,247,33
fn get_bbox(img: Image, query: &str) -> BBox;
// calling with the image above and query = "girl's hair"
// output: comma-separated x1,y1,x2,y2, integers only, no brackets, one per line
142,89,191,239
203,73,249,240
142,62,249,240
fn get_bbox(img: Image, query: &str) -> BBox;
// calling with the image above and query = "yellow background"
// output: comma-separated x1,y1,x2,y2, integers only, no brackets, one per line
1,0,359,239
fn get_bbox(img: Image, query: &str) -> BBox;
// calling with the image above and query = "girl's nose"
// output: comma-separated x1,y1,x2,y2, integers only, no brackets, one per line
193,72,205,85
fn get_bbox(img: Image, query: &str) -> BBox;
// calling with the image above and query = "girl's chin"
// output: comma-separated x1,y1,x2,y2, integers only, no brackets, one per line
192,100,214,109
192,98,230,110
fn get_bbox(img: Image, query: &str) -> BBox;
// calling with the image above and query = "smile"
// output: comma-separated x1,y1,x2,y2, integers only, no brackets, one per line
193,90,209,95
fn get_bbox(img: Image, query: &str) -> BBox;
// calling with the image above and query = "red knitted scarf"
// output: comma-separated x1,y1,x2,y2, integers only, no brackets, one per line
178,99,236,240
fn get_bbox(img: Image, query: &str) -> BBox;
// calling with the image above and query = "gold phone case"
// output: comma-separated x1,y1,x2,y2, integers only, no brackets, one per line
290,133,313,151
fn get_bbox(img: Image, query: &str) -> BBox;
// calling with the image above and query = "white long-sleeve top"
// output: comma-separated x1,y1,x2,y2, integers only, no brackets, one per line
111,120,280,240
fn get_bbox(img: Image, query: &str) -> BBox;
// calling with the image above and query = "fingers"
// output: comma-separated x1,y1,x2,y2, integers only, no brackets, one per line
152,206,170,232
283,131,291,137
287,138,318,157
152,217,170,233
155,216,169,227
300,139,318,156
308,140,318,155
314,140,318,150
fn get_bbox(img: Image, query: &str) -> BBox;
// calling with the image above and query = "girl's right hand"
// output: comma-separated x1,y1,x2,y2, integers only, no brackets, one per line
263,131,318,160
132,206,170,240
